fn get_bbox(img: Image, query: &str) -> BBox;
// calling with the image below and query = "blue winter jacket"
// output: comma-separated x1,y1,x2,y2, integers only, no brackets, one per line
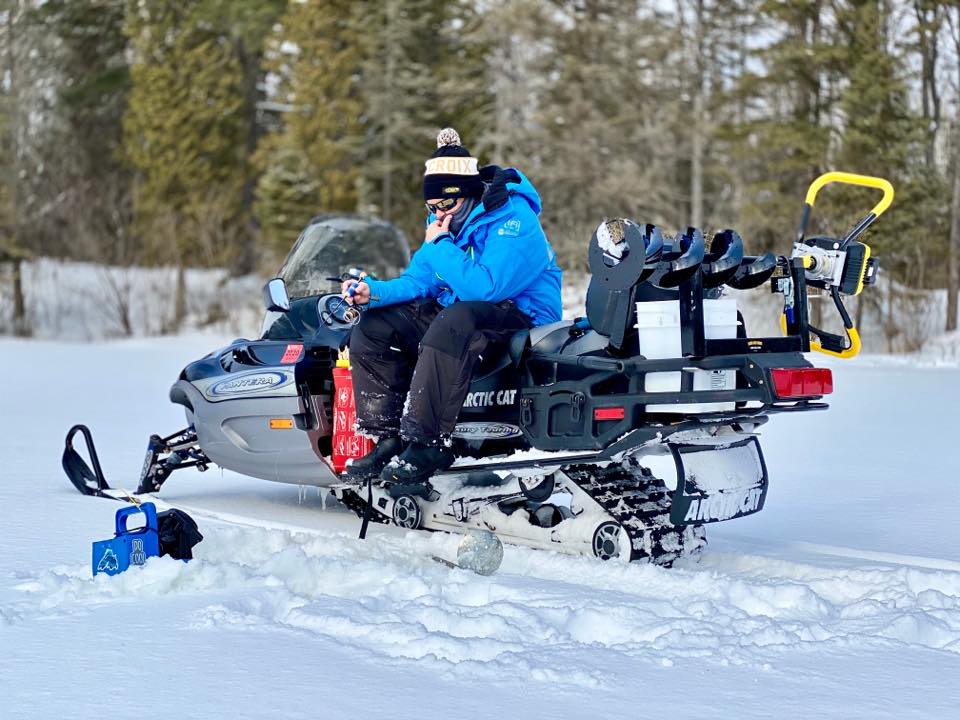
364,167,562,326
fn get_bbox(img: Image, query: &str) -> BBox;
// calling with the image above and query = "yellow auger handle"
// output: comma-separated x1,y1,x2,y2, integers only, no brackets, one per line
798,172,895,244
815,326,862,359
779,315,863,359
805,172,895,216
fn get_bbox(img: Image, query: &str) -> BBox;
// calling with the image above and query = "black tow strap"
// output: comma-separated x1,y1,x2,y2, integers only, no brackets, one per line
359,477,373,539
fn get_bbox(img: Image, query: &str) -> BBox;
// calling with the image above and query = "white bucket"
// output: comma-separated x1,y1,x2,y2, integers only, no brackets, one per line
635,299,738,413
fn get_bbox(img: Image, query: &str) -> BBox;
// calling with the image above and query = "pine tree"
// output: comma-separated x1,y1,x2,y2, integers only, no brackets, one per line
357,0,490,241
2,0,80,259
474,0,546,165
123,0,248,267
670,0,765,234
945,3,960,331
253,136,321,258
832,0,932,289
27,0,133,264
532,1,680,267
1,0,29,335
730,0,841,254
254,0,489,257
0,1,15,261
253,0,365,260
189,0,286,272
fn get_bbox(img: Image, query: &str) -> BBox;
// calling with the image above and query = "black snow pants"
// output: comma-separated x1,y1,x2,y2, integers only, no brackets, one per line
349,299,532,445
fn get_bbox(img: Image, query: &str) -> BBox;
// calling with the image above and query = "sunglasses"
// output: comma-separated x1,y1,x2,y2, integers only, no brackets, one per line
425,197,460,214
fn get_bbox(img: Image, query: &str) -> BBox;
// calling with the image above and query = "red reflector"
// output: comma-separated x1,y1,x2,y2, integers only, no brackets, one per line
281,343,303,364
594,407,625,421
770,368,833,398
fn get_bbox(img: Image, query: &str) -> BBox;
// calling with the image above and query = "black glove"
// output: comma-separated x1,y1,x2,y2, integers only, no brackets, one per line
156,508,204,560
481,168,521,213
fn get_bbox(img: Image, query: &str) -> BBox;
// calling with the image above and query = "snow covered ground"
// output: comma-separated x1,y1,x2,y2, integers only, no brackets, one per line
2,335,959,719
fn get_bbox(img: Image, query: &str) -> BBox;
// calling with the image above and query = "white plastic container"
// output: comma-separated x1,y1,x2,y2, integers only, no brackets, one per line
635,299,738,413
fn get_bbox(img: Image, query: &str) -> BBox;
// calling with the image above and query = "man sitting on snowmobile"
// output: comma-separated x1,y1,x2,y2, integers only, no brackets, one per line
341,128,562,495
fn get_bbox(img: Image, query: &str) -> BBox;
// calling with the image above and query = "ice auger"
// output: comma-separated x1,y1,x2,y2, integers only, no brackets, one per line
780,171,893,359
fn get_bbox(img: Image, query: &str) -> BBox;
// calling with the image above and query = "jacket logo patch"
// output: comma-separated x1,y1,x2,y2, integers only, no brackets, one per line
498,219,521,237
443,186,461,194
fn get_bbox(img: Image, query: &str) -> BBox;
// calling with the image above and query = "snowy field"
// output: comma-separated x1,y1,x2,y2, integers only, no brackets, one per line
1,334,959,719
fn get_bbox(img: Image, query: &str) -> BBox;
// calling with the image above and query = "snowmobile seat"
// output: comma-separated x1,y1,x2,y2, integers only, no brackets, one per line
508,319,607,366
476,320,583,381
530,320,575,351
506,321,570,366
506,321,610,384
473,323,567,380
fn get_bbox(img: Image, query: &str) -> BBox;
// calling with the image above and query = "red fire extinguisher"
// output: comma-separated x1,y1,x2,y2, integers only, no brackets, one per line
331,352,374,474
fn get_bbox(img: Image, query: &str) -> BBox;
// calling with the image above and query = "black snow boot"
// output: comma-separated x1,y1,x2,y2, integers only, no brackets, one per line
382,442,455,499
342,436,406,482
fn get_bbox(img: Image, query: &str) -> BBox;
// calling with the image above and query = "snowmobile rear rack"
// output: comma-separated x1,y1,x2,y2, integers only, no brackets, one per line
520,342,826,452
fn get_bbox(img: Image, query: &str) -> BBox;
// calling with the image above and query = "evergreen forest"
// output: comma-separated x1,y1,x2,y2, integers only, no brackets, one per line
2,0,959,338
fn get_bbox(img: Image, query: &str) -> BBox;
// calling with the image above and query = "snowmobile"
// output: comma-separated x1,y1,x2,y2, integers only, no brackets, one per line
64,173,892,566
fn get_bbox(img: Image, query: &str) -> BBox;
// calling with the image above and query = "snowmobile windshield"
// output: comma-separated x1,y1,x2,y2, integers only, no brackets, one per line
278,215,410,300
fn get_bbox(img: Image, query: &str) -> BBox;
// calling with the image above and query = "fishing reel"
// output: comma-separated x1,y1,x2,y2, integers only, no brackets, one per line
320,267,369,327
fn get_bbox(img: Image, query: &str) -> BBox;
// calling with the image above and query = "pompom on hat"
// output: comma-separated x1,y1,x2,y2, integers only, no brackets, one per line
423,128,483,200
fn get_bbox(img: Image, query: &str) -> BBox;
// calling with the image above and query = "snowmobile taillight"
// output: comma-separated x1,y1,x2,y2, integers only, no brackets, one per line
770,368,833,399
594,407,626,421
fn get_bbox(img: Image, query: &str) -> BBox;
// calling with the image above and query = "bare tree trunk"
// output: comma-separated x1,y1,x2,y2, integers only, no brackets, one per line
381,0,396,221
690,0,705,229
12,257,28,336
948,7,960,332
886,279,895,352
811,290,822,329
948,120,960,331
914,1,942,168
174,264,188,330
5,1,28,336
806,0,825,335
236,36,260,276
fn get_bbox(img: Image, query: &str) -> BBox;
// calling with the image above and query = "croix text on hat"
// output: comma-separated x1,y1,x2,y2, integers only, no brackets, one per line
425,157,479,175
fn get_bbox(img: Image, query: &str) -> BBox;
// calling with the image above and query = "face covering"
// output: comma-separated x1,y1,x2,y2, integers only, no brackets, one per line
447,196,479,236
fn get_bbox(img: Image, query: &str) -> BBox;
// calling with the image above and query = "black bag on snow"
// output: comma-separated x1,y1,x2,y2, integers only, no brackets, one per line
156,509,204,560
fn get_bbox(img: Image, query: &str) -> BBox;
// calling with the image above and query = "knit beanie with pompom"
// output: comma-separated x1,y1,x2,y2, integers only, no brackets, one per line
422,128,484,200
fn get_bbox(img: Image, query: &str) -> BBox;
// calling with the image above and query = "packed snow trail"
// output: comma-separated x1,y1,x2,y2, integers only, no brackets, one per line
1,336,959,718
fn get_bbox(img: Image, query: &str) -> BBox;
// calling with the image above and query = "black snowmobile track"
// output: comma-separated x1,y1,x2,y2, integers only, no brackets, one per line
564,463,707,566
